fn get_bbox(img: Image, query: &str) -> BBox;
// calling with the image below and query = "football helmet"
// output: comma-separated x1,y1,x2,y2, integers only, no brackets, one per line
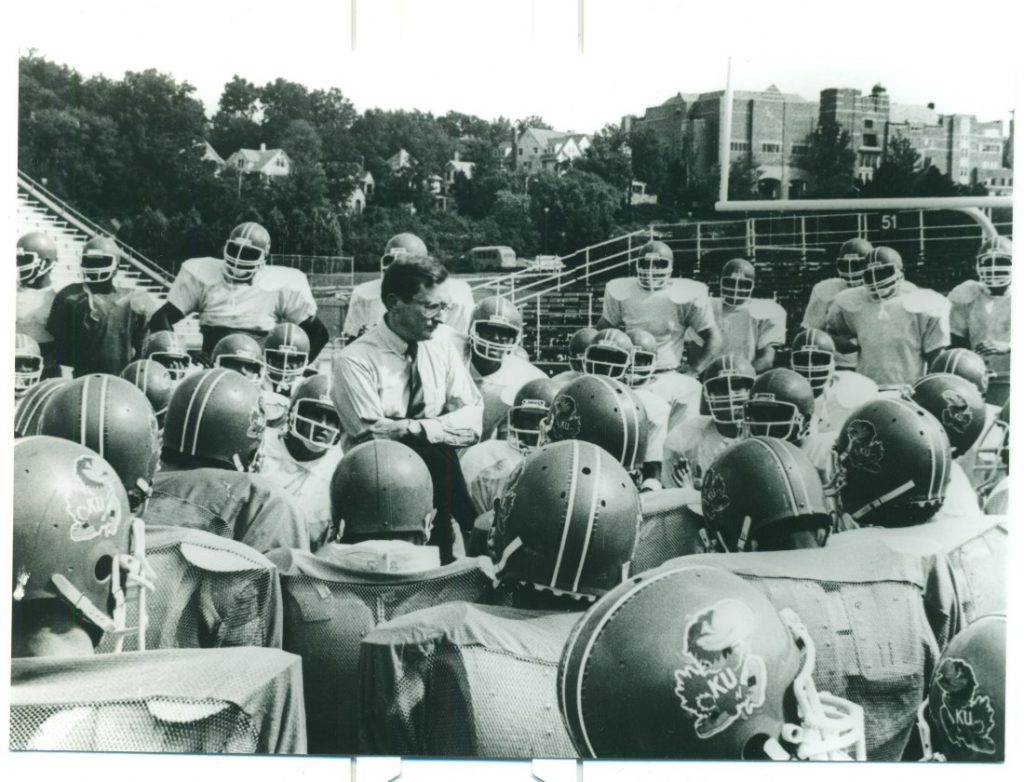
742,369,815,443
17,231,58,284
14,333,43,398
489,440,641,600
558,563,866,760
789,328,836,396
381,232,428,273
831,397,950,526
330,440,434,539
918,614,1005,762
635,239,674,291
162,368,266,472
13,436,153,645
910,373,986,459
567,327,599,373
702,437,831,552
470,296,523,361
835,237,873,285
976,235,1012,291
264,322,310,393
862,246,903,300
141,330,192,383
625,328,657,388
80,235,120,284
720,258,756,306
120,359,174,426
507,377,559,454
929,347,990,396
211,333,265,384
700,354,756,426
14,378,71,438
542,374,649,477
287,374,341,453
223,222,271,282
39,375,161,515
583,328,633,379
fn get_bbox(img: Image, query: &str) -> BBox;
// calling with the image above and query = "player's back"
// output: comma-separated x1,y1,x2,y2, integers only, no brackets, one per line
96,525,283,653
270,549,495,755
678,540,959,760
10,647,306,754
358,601,580,758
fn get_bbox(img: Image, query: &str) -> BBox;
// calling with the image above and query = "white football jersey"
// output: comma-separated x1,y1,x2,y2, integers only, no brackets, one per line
601,277,714,369
634,387,669,464
800,429,839,486
802,277,858,368
948,280,1011,376
661,415,738,490
811,370,880,435
984,477,1009,515
935,460,982,522
706,297,787,363
314,540,442,574
472,354,547,440
644,371,703,432
957,403,1001,490
343,277,476,339
459,439,525,517
167,257,316,331
16,285,56,344
259,429,344,548
826,282,950,386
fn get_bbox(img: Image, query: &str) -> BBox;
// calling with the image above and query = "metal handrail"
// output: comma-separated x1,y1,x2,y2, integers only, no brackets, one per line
18,170,174,287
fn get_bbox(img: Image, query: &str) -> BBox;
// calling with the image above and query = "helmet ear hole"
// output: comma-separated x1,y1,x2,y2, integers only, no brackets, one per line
741,734,774,760
94,555,113,582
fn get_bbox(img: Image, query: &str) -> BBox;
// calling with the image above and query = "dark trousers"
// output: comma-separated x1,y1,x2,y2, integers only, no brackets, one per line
400,437,477,564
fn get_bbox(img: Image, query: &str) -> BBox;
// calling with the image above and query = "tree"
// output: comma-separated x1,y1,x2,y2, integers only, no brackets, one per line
515,115,552,134
528,170,621,255
259,78,312,146
629,125,670,195
862,133,920,197
727,157,762,201
797,122,858,198
573,124,633,197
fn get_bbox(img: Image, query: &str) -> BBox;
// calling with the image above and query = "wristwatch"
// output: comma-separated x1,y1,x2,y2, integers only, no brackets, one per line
408,419,424,438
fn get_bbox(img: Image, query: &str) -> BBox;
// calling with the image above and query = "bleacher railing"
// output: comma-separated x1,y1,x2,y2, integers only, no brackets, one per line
18,170,174,289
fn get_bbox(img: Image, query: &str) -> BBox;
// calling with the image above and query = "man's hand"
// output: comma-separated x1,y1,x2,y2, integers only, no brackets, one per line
975,340,1010,356
369,418,412,441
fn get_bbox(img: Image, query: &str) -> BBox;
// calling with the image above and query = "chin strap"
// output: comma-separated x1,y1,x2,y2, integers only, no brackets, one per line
778,608,867,761
915,700,947,761
109,518,156,653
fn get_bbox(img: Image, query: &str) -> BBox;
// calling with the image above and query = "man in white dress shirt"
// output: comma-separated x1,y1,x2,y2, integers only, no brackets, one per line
332,255,483,562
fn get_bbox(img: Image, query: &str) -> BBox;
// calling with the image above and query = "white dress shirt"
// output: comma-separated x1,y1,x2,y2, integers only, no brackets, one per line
332,320,483,450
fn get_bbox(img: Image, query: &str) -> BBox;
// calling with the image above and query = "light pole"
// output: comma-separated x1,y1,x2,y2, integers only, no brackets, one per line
543,206,550,253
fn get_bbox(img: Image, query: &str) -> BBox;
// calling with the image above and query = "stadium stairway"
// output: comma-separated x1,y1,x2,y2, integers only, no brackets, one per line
17,171,202,346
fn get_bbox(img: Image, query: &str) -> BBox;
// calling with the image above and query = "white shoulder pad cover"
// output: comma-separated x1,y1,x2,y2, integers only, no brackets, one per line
350,279,382,300
748,298,787,322
902,287,952,316
179,257,226,286
256,265,308,293
832,286,869,314
947,280,984,306
668,277,710,305
811,278,847,297
833,372,880,409
604,276,639,301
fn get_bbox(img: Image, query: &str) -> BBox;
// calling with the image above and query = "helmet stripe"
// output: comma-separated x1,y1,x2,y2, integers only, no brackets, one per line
96,375,109,458
571,443,603,593
179,370,218,454
191,370,230,456
749,438,801,519
550,440,582,589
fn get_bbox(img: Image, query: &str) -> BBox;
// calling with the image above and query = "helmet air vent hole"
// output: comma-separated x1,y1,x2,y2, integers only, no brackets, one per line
582,467,592,475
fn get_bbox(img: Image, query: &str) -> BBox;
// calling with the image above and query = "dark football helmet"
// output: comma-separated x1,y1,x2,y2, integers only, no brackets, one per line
162,368,267,472
720,258,756,306
39,375,161,515
120,359,174,426
625,328,658,388
17,231,58,284
976,235,1012,291
287,374,341,453
700,354,756,426
918,614,1005,762
789,328,836,396
831,397,951,526
264,322,310,393
742,369,815,443
835,237,873,285
14,333,43,399
381,232,428,273
469,296,524,361
929,347,990,396
567,327,599,373
80,235,121,284
14,378,71,438
223,222,271,282
558,563,866,759
635,239,674,291
141,330,192,383
583,328,634,380
862,246,903,301
910,373,986,459
211,333,265,384
507,377,559,454
488,440,641,600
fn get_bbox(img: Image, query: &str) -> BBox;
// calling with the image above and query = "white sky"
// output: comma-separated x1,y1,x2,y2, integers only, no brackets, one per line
8,0,1020,133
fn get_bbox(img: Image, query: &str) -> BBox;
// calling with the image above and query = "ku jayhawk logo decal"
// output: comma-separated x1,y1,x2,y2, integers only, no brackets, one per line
547,393,581,440
701,470,731,519
65,455,123,543
934,658,997,755
839,419,884,474
673,598,767,738
940,390,973,435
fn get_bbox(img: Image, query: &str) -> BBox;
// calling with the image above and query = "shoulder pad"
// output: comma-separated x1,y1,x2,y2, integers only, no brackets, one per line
947,280,985,306
668,278,710,305
635,388,670,418
747,298,787,321
351,279,382,300
811,278,848,298
832,286,870,313
178,257,225,286
832,372,880,408
255,265,308,293
902,287,951,316
604,277,640,301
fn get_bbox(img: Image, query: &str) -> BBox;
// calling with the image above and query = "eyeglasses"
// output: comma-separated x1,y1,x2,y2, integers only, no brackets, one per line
411,299,452,318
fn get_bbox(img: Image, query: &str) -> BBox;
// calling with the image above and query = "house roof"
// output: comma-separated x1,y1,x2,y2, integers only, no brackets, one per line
232,147,287,169
200,141,225,164
447,160,475,175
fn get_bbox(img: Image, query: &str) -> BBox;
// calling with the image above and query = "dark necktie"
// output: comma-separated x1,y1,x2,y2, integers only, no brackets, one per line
406,341,425,418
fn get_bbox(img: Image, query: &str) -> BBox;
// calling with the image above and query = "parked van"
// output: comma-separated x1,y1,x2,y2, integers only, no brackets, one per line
469,245,517,272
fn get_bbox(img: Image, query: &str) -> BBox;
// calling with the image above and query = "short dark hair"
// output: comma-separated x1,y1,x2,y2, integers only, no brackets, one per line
381,255,448,309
